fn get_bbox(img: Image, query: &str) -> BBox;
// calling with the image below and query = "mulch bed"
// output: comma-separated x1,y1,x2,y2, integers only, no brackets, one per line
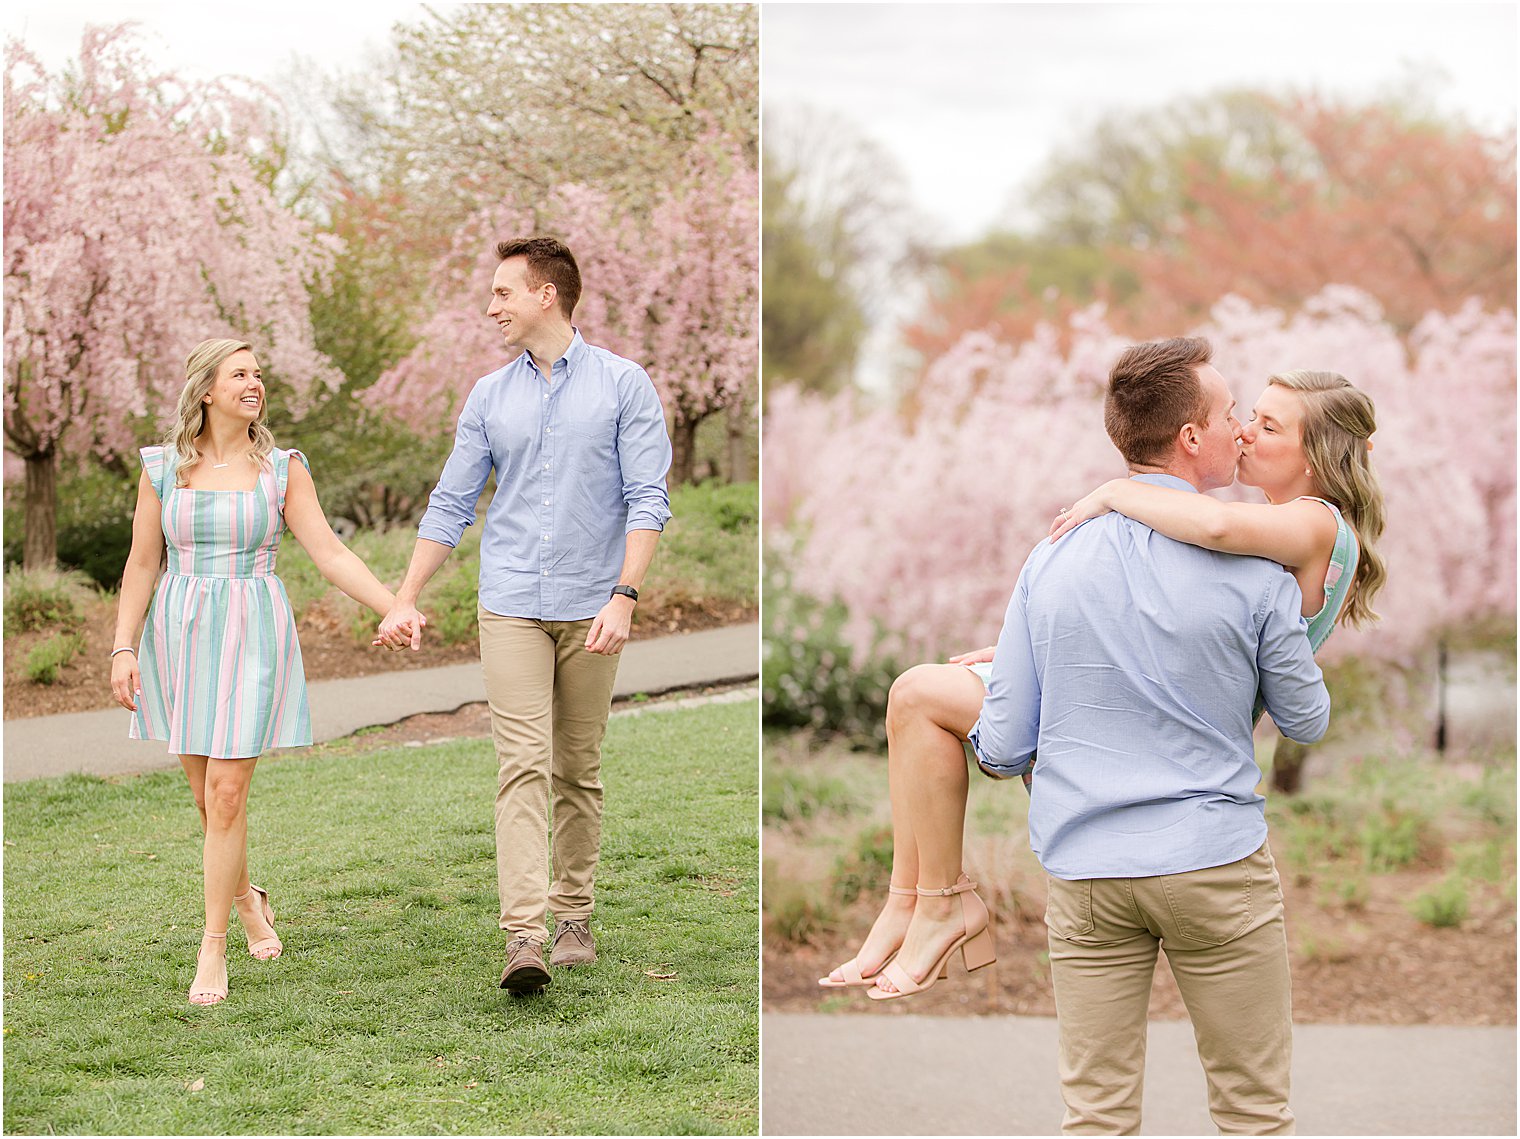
764,869,1517,1026
4,593,755,720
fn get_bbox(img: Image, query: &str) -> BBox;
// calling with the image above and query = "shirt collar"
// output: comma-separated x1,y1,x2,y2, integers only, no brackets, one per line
562,328,588,373
513,328,587,380
1130,472,1200,494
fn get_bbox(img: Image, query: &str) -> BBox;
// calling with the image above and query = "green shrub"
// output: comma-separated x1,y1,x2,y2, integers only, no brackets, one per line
277,519,484,638
24,632,86,684
1408,877,1469,928
1454,839,1512,884
273,538,331,620
645,480,758,610
763,861,829,945
1459,765,1517,830
426,563,486,646
1269,793,1349,876
831,824,894,907
1316,868,1369,911
762,762,860,824
1296,932,1352,964
675,479,757,533
4,567,95,635
1358,802,1432,872
762,558,903,748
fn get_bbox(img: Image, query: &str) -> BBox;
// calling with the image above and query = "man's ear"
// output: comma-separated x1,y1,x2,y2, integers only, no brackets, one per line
541,282,558,312
1177,422,1202,456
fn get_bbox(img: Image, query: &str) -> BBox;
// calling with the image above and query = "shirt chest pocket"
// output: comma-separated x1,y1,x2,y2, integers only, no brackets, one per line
559,403,618,458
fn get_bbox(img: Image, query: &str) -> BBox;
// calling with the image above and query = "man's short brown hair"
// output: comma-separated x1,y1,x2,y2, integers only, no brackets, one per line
1104,337,1214,465
496,236,581,320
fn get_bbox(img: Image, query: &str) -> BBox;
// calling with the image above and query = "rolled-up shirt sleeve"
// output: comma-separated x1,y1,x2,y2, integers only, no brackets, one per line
968,568,1040,778
617,366,673,534
1257,571,1332,743
417,393,494,549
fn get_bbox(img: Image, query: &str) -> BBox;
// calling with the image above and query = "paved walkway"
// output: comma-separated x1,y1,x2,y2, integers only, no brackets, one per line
762,1012,1517,1135
3,623,758,782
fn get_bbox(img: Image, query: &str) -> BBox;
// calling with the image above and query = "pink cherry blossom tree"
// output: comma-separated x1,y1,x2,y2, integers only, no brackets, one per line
765,289,1516,694
4,26,337,568
371,133,758,485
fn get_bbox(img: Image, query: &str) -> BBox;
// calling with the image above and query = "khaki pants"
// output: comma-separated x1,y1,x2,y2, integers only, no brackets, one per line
478,609,622,942
1046,843,1294,1136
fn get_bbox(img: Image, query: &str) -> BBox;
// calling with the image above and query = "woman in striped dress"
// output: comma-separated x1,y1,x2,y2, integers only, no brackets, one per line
110,339,415,1006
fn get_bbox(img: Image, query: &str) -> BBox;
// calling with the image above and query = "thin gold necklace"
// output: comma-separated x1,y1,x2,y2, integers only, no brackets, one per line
202,448,245,470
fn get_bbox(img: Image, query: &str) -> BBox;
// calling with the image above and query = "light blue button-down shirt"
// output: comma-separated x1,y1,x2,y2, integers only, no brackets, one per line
968,474,1331,880
417,331,672,620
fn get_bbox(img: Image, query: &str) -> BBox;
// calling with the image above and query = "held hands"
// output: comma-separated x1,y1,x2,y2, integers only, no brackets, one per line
946,645,996,666
1048,486,1115,544
585,594,635,655
374,602,428,651
111,651,142,712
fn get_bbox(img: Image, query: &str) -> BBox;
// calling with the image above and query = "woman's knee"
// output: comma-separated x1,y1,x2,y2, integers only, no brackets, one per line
204,774,250,828
887,664,957,728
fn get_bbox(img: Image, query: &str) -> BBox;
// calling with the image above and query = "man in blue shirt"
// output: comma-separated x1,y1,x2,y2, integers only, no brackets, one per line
378,237,672,994
971,337,1328,1133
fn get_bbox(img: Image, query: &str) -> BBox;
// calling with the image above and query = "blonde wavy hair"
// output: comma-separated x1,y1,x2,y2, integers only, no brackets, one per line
166,339,275,486
1269,370,1386,627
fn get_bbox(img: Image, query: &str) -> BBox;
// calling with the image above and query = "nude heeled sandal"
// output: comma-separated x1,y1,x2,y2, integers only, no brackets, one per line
867,876,996,1002
188,930,229,1006
819,885,916,989
235,884,282,960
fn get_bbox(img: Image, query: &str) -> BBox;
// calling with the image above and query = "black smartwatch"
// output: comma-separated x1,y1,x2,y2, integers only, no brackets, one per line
610,585,639,602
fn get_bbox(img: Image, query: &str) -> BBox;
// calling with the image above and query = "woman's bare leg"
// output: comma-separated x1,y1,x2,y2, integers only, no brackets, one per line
875,664,987,993
182,754,275,953
189,757,259,998
825,663,985,984
181,755,251,895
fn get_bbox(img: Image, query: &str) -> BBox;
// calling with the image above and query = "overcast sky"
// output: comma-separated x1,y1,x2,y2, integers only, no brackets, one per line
5,0,431,86
11,2,1513,243
764,2,1518,240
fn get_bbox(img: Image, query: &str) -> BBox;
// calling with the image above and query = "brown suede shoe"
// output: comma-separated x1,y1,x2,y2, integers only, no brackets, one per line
499,937,551,994
549,918,596,967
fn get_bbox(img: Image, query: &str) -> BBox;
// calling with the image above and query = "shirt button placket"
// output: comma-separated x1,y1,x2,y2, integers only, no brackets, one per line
540,376,554,610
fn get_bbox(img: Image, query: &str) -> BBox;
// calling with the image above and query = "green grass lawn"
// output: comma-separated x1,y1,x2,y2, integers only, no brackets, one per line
3,700,758,1135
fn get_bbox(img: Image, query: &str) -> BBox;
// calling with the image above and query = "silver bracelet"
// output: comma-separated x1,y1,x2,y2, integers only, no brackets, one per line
110,647,137,659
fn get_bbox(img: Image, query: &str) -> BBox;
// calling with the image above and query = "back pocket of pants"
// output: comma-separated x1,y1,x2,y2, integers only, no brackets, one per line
1044,875,1095,938
1159,855,1255,946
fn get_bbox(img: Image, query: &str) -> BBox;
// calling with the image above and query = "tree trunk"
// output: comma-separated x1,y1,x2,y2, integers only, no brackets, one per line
1270,735,1310,795
23,448,58,570
670,417,699,487
725,395,751,483
1434,639,1449,754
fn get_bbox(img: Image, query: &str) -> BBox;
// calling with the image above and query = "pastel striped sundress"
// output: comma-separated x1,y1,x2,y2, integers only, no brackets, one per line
1298,495,1360,653
130,445,312,758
